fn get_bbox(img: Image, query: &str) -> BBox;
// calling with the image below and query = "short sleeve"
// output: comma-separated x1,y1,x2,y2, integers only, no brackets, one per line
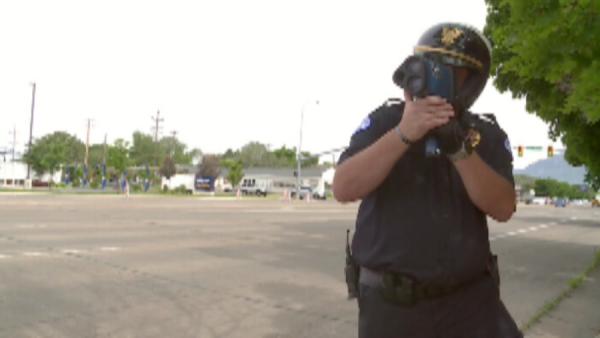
475,122,514,185
337,103,402,165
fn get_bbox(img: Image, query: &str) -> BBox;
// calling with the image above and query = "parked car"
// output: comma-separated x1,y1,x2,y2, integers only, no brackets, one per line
290,186,312,200
554,198,567,208
531,197,548,205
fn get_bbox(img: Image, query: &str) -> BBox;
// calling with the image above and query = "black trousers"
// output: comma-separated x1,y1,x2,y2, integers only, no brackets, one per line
358,275,523,338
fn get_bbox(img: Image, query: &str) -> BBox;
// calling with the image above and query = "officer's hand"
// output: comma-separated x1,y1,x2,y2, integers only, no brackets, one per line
398,91,454,142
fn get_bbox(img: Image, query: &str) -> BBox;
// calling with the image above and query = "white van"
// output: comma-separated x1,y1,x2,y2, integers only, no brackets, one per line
240,176,271,197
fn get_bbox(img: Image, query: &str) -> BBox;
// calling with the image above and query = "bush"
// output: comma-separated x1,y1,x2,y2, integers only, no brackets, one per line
173,184,191,194
131,183,143,193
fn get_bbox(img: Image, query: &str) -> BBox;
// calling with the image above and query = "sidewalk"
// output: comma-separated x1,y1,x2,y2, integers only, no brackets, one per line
526,265,600,338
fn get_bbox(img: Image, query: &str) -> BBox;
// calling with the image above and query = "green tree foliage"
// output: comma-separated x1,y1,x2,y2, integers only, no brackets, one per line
515,174,537,192
159,135,199,165
129,131,200,166
197,154,221,178
159,156,177,179
87,144,106,167
130,132,158,166
23,131,85,177
221,159,244,187
107,139,130,174
534,178,589,199
272,146,297,165
239,142,273,167
223,142,320,168
299,151,319,167
485,0,600,187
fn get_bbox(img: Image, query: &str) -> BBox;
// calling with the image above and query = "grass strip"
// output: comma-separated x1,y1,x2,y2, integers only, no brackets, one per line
521,249,600,332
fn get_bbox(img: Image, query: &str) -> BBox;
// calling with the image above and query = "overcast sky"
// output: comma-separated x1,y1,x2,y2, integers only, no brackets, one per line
1,0,559,168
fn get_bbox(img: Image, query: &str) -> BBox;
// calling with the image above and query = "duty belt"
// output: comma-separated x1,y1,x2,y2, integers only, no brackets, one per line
359,266,488,306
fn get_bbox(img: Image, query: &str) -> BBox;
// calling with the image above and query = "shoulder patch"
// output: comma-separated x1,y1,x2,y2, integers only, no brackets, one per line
354,116,372,134
504,138,513,159
504,138,511,152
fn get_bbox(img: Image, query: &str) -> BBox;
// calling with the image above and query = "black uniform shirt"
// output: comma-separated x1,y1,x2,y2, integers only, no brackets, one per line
338,100,514,286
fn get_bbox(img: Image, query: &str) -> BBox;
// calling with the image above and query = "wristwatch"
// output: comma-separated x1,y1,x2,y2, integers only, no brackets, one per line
448,128,481,162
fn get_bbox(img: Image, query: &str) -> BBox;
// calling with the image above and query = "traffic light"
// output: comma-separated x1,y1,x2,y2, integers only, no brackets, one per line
547,145,554,157
517,145,524,157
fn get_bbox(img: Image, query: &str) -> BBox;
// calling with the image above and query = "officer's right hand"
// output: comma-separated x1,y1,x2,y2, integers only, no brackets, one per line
397,91,455,142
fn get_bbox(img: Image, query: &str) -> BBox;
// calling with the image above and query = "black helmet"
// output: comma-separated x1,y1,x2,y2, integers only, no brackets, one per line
411,23,491,111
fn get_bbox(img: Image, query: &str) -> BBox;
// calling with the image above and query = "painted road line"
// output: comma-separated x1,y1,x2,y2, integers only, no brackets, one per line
23,252,49,257
62,249,84,254
490,222,558,242
0,254,10,259
99,247,121,252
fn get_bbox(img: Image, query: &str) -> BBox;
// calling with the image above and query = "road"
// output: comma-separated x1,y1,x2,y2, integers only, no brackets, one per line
0,194,598,337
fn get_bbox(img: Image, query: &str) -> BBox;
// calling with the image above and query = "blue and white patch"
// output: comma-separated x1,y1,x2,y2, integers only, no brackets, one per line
504,138,513,158
354,116,371,134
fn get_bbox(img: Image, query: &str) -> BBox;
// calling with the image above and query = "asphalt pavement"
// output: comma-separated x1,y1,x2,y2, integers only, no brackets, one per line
0,194,598,337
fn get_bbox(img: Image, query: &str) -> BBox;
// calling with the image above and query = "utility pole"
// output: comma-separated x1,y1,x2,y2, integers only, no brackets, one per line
151,110,164,166
84,119,93,167
9,126,17,161
26,82,36,180
102,133,107,164
151,110,164,143
170,130,177,157
296,100,319,199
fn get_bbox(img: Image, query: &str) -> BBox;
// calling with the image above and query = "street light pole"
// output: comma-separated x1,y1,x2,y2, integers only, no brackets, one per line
296,100,319,199
26,82,37,181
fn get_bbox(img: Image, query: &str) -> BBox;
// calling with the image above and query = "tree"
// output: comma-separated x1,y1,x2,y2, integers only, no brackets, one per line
221,159,244,187
197,154,221,178
23,131,85,179
159,156,176,180
299,151,319,167
239,142,272,167
107,139,130,175
484,0,600,187
533,178,589,199
159,135,199,165
272,146,298,167
87,144,106,167
130,131,158,166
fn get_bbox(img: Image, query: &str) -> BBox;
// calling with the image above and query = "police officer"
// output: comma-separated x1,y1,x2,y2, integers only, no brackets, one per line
334,23,523,338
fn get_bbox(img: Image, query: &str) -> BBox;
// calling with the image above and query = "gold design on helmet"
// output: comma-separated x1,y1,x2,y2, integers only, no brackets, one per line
413,46,483,70
441,27,463,46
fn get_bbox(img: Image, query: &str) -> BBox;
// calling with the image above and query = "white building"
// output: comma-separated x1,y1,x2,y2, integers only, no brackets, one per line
0,160,62,188
0,161,27,187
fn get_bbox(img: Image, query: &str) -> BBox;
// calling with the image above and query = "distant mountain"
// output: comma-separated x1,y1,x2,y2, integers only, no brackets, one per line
514,154,587,185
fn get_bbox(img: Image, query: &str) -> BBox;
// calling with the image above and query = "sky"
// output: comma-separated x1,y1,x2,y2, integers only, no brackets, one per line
0,0,561,169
